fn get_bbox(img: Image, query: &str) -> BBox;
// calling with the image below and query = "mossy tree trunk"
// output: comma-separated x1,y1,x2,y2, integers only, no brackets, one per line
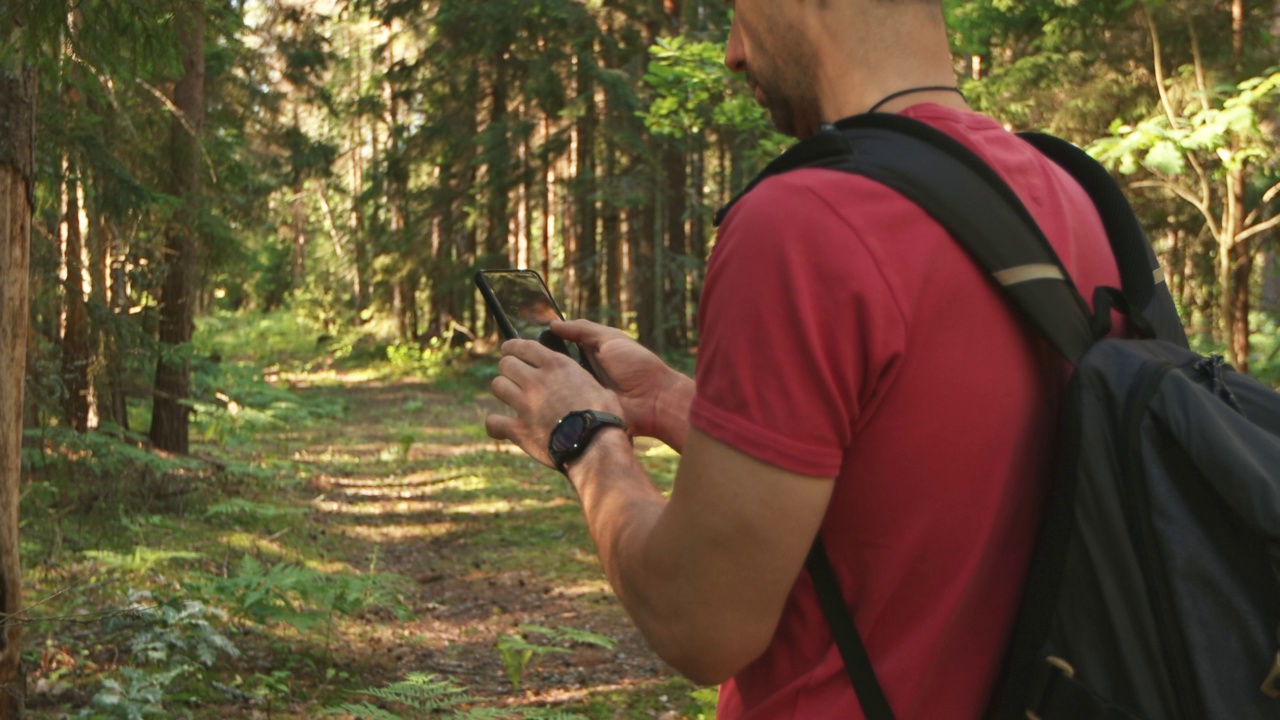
0,47,36,718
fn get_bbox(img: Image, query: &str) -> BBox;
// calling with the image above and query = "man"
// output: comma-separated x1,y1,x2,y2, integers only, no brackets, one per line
485,1,1121,717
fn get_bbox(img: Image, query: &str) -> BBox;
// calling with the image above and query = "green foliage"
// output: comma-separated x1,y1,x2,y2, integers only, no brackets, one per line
189,356,346,448
81,548,202,575
77,591,241,720
1248,311,1280,387
690,687,719,720
79,666,184,720
196,309,328,368
193,555,407,634
1089,70,1280,180
641,36,789,167
325,673,590,720
496,625,615,691
204,498,311,521
384,340,496,392
105,591,241,669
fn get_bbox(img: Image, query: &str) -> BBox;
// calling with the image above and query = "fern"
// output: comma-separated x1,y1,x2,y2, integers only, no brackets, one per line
194,555,408,632
497,625,615,690
324,674,588,720
204,498,310,520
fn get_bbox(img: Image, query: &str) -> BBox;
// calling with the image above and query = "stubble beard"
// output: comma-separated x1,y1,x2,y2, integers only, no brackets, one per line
748,35,821,138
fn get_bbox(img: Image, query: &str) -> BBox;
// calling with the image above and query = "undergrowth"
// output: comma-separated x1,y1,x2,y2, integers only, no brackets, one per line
20,309,701,719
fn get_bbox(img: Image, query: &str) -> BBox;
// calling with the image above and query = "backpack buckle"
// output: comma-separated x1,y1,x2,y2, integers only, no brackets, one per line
1263,651,1280,698
1026,657,1076,720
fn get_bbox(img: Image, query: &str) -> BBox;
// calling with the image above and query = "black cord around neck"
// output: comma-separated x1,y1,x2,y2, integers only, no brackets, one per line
866,85,965,114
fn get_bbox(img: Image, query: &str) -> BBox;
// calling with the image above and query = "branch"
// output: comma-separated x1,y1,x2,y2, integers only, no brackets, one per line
1242,180,1280,227
1187,18,1210,102
132,77,218,185
1141,2,1180,127
1237,213,1280,245
1130,179,1222,241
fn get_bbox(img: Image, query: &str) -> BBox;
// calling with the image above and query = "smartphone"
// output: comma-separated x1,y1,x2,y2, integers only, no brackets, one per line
474,269,597,379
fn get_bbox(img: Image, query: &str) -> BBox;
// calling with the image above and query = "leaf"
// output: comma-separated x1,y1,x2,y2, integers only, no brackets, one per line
1143,141,1185,176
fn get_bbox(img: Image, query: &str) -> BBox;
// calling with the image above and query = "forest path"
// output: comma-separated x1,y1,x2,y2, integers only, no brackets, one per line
262,369,695,718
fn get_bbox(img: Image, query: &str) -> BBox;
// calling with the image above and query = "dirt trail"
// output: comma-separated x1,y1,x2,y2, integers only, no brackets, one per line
282,373,690,716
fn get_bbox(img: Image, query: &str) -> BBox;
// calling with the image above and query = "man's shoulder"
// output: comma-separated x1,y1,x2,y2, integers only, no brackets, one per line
718,165,921,238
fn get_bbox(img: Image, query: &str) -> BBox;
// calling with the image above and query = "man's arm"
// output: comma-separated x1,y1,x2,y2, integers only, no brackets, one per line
565,425,833,685
486,336,832,683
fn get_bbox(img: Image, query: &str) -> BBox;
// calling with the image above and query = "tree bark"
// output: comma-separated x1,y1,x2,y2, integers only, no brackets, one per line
150,0,205,454
661,139,688,349
574,49,601,319
0,54,36,719
60,159,90,432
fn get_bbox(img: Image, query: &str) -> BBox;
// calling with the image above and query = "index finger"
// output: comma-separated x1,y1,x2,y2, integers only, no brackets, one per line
500,337,564,367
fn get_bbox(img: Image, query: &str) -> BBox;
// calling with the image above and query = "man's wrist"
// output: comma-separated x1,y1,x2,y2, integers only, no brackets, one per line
549,409,630,473
655,374,695,452
562,425,633,480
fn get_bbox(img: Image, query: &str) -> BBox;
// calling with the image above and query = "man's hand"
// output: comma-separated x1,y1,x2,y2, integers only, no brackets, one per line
552,320,695,451
485,338,623,468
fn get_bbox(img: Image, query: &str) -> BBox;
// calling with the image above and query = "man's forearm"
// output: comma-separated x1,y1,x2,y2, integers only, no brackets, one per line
565,428,788,685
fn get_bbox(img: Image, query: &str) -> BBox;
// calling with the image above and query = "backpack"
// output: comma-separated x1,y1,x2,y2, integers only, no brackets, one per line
715,113,1280,720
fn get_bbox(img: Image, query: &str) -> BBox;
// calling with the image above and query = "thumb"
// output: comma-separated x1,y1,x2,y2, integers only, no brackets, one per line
551,318,613,346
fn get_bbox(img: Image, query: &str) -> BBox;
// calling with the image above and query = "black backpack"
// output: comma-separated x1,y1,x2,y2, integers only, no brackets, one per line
715,113,1280,720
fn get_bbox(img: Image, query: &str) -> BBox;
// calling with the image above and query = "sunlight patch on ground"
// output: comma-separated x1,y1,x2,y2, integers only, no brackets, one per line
313,497,440,516
517,676,679,709
547,578,613,599
325,468,474,487
337,522,457,542
332,484,443,500
292,446,363,463
419,441,526,457
214,531,347,574
443,498,515,515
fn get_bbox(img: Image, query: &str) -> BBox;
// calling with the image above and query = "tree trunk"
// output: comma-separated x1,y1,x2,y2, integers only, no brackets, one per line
575,49,601,319
602,152,623,323
290,183,307,291
151,0,205,454
485,60,510,263
636,166,660,351
60,159,90,432
662,139,688,349
0,56,36,719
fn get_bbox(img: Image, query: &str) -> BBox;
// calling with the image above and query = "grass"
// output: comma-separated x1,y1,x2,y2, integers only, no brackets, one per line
20,309,706,719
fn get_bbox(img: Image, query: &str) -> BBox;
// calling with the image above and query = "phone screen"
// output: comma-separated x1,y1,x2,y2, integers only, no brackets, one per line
475,269,564,341
474,269,597,380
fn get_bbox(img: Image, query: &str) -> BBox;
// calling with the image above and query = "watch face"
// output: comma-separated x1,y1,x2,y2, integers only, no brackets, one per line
551,412,588,453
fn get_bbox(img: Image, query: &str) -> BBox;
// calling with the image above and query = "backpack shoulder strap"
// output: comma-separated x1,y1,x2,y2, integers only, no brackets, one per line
1018,132,1189,347
823,113,1097,362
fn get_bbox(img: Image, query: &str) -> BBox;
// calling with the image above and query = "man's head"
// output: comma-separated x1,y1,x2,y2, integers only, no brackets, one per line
724,0,957,138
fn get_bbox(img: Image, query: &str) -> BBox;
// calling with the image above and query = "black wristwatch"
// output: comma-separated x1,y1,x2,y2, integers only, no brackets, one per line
548,409,629,473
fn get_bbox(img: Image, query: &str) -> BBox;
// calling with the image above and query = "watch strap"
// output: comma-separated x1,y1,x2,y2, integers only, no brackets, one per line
549,410,629,473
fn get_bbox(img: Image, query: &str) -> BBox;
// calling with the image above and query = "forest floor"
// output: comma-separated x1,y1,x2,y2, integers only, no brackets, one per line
20,317,711,719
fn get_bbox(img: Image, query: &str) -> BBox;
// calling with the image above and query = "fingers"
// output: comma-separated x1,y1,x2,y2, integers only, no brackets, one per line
485,412,515,441
501,337,567,368
551,319,629,348
490,373,522,406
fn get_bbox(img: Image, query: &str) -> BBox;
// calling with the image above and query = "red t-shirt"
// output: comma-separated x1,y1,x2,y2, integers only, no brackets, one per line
690,105,1122,719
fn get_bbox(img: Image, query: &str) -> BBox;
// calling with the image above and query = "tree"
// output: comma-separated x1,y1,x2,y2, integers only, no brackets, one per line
1088,4,1280,370
0,18,35,714
150,0,206,453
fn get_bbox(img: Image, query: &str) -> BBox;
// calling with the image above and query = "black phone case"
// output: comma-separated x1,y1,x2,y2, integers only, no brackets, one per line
473,269,597,379
474,269,563,341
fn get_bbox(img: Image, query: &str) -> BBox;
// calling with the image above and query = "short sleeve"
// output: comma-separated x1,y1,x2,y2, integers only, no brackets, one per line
690,171,907,478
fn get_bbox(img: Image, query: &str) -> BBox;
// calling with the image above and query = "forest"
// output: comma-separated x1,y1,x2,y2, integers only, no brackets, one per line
0,0,1277,718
